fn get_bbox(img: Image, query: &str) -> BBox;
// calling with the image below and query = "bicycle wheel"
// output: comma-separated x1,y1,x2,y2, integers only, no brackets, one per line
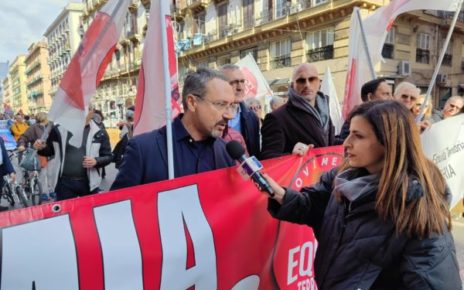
2,184,15,207
16,186,29,208
31,178,43,206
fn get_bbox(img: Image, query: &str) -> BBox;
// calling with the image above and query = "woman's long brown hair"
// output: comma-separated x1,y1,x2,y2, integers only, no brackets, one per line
345,100,450,238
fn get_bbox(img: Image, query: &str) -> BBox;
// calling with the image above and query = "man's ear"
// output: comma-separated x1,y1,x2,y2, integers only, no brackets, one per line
367,93,373,101
186,94,197,112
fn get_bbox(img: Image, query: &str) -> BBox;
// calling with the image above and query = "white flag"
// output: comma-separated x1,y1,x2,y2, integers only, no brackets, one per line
235,54,273,101
133,1,180,135
321,67,343,135
48,0,131,147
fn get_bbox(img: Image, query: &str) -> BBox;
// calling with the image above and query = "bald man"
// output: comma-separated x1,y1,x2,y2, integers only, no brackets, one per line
260,63,335,159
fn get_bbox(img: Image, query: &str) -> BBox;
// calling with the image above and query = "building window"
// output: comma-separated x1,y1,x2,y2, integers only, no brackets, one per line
382,28,395,59
217,3,228,38
416,33,430,64
306,27,334,62
275,0,287,19
270,39,291,68
442,39,452,66
194,11,206,35
240,47,258,61
313,0,328,6
243,0,254,29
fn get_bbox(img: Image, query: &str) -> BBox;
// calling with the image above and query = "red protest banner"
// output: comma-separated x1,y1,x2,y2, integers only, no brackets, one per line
0,146,343,290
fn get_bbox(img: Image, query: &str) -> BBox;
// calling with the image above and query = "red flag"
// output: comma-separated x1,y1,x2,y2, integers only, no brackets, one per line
47,0,131,147
133,1,180,135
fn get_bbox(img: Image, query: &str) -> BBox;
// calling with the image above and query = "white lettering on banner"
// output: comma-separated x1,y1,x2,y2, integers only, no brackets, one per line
94,200,143,290
158,185,217,290
287,242,317,286
231,275,260,290
293,156,341,189
0,215,79,290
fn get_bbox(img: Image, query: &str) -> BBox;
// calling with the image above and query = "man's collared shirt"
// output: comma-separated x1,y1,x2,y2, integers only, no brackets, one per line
173,116,215,176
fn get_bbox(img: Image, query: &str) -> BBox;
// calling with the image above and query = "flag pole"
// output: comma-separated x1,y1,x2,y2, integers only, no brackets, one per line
356,8,377,79
417,0,463,121
160,0,175,179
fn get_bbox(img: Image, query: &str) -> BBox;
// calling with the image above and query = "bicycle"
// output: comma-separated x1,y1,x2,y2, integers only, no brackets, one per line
18,146,44,206
2,174,28,208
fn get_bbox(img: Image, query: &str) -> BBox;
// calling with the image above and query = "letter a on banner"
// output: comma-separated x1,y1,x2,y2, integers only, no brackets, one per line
158,185,217,290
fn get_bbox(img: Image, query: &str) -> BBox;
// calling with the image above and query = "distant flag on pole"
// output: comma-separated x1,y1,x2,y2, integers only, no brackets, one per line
321,67,343,135
235,54,273,101
47,0,131,147
133,1,180,135
342,7,372,119
342,0,461,118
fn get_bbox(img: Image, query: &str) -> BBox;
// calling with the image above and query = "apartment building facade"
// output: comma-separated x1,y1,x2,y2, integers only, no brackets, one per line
44,2,85,98
9,55,29,114
81,0,151,126
25,41,52,115
175,0,464,106
2,76,11,110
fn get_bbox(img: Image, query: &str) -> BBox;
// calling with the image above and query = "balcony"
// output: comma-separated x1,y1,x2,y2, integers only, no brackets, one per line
270,55,291,69
442,54,452,66
307,45,334,62
416,48,430,64
184,0,208,13
382,43,394,59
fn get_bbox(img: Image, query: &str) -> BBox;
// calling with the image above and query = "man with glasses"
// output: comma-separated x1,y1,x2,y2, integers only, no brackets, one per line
260,63,335,159
220,64,260,157
111,68,235,190
431,96,464,123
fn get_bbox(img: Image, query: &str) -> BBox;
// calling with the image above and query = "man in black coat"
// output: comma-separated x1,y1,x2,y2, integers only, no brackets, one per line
260,63,334,159
221,64,260,157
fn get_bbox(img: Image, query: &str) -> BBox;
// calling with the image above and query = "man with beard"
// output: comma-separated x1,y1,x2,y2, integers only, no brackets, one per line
111,68,236,190
260,63,335,159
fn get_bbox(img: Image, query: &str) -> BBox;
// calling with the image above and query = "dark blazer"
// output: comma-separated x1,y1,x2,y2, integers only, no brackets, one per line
111,119,235,190
260,93,335,160
268,169,461,290
0,139,15,188
239,102,260,157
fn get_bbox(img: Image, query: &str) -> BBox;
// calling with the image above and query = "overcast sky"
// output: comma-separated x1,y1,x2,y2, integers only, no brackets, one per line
0,0,81,64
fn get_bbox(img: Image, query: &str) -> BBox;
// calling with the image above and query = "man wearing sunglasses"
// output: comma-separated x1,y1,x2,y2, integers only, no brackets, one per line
220,64,260,158
111,68,235,189
260,63,335,159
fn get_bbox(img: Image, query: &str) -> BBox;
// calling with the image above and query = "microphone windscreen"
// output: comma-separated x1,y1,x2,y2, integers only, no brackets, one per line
226,140,245,160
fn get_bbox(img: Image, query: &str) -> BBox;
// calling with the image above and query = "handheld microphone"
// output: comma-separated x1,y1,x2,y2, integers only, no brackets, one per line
226,141,275,197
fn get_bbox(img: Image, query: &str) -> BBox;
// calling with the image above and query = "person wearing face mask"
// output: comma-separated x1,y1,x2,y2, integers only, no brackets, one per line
262,100,460,290
17,112,54,201
33,109,112,201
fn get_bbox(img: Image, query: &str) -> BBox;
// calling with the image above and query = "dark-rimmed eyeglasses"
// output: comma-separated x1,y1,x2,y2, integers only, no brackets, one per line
400,94,417,101
295,77,319,85
192,94,239,113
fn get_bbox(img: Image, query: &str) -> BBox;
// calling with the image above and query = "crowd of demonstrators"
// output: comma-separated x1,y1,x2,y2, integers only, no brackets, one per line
33,109,112,201
111,68,236,190
262,100,460,289
260,63,335,160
